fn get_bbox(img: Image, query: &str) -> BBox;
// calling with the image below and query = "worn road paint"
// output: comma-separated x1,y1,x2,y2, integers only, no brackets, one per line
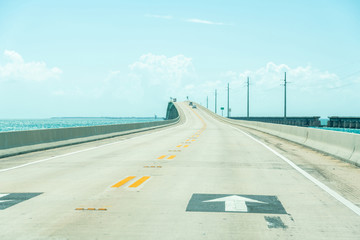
176,145,182,148
111,176,136,188
264,216,288,229
129,176,151,188
75,208,107,211
0,193,43,210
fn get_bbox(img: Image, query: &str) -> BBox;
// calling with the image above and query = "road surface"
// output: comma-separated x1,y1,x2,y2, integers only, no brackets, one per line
0,102,359,239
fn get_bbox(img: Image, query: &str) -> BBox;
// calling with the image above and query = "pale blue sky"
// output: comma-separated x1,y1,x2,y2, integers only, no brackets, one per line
0,0,359,118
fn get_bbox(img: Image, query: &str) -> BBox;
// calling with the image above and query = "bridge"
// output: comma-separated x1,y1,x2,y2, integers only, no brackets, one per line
0,102,360,239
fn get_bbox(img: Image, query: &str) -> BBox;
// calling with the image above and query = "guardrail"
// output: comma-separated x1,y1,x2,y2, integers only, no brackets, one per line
230,117,321,127
0,102,180,158
199,104,360,167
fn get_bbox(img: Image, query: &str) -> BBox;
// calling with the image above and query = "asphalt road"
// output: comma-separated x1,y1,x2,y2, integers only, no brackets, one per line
0,102,359,239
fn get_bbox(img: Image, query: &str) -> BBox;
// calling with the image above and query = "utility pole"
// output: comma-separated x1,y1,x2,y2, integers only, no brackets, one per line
215,89,217,114
227,83,230,118
206,96,208,108
247,77,250,118
284,72,287,119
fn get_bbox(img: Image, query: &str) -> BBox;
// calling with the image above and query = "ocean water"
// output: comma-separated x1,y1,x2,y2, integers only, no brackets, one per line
311,127,360,134
0,117,162,133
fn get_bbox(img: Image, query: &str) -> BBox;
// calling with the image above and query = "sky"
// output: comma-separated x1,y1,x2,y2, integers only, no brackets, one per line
0,0,359,118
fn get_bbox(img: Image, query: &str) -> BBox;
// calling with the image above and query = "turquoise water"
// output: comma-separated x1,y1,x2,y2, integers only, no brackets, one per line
311,127,360,134
0,118,162,133
313,119,360,134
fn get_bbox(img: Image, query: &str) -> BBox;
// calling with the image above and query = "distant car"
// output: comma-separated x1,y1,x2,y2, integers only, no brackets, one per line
192,105,197,109
189,102,193,106
173,98,177,102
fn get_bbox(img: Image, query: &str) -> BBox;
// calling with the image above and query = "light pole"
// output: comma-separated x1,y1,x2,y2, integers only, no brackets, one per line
247,77,250,118
284,72,287,119
227,83,230,118
215,89,217,114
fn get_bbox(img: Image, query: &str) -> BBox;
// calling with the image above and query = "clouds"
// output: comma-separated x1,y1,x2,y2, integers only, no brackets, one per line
56,53,196,112
129,53,194,87
145,14,226,26
186,18,224,25
222,62,343,92
212,62,360,117
0,50,62,82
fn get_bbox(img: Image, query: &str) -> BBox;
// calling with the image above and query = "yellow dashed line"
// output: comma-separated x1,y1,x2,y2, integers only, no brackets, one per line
111,176,136,188
75,208,107,211
184,145,189,148
176,145,182,148
167,155,176,159
157,155,166,159
129,176,151,188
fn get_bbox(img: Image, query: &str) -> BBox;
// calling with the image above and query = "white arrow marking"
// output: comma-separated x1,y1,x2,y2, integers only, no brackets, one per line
0,194,12,204
203,195,267,212
0,194,9,199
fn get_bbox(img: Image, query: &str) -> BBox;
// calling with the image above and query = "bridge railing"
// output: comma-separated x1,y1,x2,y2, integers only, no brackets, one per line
198,104,360,167
0,102,180,159
230,117,321,127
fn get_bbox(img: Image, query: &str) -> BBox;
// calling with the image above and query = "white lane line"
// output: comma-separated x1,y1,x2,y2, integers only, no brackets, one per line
228,124,360,217
0,112,188,174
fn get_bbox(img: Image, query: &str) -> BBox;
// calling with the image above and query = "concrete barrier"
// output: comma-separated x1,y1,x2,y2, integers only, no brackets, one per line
0,102,180,158
198,104,360,167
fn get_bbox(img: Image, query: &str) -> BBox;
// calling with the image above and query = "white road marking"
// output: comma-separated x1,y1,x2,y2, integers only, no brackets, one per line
0,194,11,203
0,113,187,174
204,195,266,212
228,124,360,217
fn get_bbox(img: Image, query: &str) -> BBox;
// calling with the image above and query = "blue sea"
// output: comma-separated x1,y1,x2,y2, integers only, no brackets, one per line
0,117,163,133
311,127,360,134
314,118,360,134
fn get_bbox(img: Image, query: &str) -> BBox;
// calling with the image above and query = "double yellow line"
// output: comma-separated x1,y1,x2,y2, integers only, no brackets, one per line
111,176,150,188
